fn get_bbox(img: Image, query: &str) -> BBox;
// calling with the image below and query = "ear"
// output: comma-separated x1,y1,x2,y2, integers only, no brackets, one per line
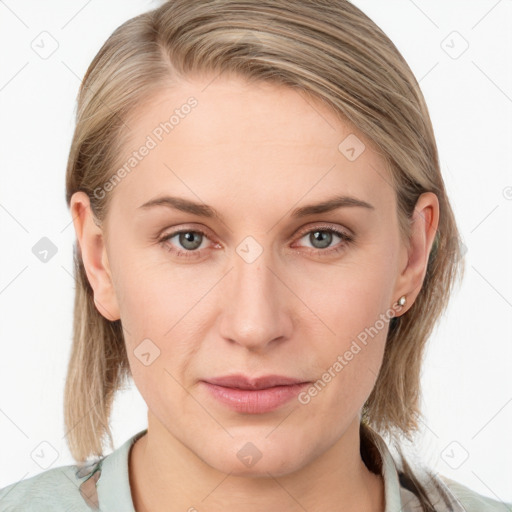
393,191,439,315
69,191,120,322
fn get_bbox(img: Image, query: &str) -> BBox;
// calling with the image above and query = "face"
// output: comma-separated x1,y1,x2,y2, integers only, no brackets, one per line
73,73,435,478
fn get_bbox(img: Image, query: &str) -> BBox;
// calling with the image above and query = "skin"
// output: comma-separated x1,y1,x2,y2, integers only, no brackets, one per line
70,74,439,512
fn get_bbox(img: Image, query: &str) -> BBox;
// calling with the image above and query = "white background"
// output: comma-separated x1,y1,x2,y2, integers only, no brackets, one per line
1,0,511,505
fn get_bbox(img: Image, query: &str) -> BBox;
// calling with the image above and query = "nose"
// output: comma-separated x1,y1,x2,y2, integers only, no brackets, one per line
218,246,293,352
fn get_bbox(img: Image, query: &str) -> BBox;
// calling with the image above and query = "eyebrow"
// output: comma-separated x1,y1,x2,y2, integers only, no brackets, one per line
137,194,375,220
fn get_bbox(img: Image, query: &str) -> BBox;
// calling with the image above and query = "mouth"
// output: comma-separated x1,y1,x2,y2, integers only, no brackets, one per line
200,374,311,414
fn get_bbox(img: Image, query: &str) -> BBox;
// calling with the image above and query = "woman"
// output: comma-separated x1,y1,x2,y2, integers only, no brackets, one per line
0,0,509,510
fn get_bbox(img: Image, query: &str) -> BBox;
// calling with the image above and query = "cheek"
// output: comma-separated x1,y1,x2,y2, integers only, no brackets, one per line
112,247,178,336
297,319,387,428
114,261,206,386
110,262,178,394
296,261,393,410
301,253,394,342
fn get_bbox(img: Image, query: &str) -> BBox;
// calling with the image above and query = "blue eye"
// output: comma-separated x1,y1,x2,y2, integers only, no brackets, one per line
159,229,210,260
296,227,353,252
158,224,353,260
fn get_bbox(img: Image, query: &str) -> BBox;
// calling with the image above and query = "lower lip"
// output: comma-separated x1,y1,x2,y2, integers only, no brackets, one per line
201,382,310,414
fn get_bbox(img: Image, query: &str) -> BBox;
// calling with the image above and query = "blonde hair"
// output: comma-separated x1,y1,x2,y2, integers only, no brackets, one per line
64,0,464,472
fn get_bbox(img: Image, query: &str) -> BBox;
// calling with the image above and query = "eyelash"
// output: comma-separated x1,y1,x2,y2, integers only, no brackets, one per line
157,224,354,260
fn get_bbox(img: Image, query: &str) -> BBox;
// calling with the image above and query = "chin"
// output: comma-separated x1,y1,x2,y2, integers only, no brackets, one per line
197,437,310,478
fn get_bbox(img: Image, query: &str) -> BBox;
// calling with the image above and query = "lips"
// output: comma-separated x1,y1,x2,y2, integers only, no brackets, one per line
204,374,308,390
200,374,311,414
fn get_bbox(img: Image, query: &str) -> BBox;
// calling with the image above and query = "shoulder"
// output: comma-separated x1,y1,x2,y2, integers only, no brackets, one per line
361,424,511,512
0,428,146,512
0,458,103,511
440,475,512,512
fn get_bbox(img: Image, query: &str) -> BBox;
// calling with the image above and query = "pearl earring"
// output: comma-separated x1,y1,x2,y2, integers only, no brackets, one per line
397,295,406,307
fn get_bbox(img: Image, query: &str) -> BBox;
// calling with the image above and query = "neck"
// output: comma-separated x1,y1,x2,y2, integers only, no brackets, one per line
129,413,385,512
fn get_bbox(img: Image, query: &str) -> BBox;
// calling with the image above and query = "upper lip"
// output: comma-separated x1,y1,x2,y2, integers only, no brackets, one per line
204,374,309,390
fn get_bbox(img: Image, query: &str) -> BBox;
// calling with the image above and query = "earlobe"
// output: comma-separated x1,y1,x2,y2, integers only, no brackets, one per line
393,192,440,314
70,191,120,322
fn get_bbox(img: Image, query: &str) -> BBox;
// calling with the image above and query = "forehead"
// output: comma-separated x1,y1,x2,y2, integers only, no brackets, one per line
108,74,394,219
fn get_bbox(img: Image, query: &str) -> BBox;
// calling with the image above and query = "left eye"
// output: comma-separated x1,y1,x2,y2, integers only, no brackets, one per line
296,227,352,251
158,225,353,259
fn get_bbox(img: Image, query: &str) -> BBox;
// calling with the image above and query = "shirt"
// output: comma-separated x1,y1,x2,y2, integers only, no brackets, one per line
0,426,510,511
